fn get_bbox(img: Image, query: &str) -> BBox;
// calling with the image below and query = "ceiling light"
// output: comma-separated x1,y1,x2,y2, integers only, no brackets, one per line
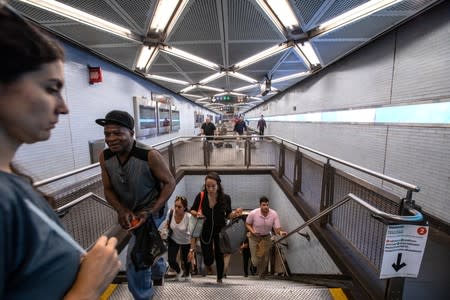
272,71,309,83
234,84,259,92
136,46,155,69
160,45,220,70
230,92,246,97
249,97,264,102
314,0,403,36
182,94,203,98
180,85,196,93
235,42,292,70
295,41,320,67
165,0,189,36
266,0,299,29
199,72,225,85
150,0,181,33
227,72,258,83
255,0,286,35
146,74,189,85
198,85,225,92
18,0,138,41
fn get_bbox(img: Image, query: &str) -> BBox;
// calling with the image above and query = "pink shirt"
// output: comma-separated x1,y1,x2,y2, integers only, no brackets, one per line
246,208,281,235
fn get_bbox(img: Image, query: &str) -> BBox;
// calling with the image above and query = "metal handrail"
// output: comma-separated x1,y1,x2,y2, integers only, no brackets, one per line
274,193,424,245
33,134,419,194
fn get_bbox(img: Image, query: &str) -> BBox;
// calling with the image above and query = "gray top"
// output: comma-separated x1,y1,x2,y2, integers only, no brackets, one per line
103,142,159,212
0,171,79,299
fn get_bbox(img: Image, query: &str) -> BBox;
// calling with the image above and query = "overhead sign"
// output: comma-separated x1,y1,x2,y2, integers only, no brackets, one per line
380,224,428,279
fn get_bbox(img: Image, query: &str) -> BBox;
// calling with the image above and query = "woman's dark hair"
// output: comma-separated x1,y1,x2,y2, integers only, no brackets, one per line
175,196,188,212
204,172,225,203
0,5,65,84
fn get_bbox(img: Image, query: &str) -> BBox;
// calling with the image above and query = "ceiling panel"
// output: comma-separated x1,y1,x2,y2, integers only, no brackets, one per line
8,0,441,114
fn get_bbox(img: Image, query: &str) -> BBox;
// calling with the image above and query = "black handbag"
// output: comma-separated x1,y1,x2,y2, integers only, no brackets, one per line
219,217,247,254
131,215,167,271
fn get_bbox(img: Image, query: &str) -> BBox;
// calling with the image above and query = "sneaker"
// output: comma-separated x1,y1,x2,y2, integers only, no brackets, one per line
184,274,192,281
153,278,164,286
175,271,183,281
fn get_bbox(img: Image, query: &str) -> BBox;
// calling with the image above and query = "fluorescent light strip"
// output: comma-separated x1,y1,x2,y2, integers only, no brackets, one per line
249,97,263,101
182,94,203,98
199,72,225,85
150,0,180,33
136,46,155,69
180,85,196,93
297,41,320,66
272,71,309,83
266,0,299,29
255,0,286,35
227,72,258,83
146,74,189,85
230,92,247,97
165,0,189,37
198,85,225,92
160,45,220,70
234,84,259,92
235,42,291,70
316,0,403,35
19,0,136,41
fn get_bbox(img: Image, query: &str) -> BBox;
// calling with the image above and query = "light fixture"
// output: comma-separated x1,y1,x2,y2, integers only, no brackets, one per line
255,0,286,35
296,41,320,67
233,84,259,92
180,85,196,93
18,0,138,41
234,42,292,70
199,72,225,85
146,74,189,85
182,93,203,98
227,72,258,83
266,0,299,29
165,0,189,37
160,45,220,70
150,0,181,33
198,85,225,92
230,92,247,97
271,71,309,83
136,46,155,69
313,0,403,36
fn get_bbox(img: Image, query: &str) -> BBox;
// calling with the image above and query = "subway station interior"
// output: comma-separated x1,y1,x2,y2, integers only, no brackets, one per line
5,0,450,299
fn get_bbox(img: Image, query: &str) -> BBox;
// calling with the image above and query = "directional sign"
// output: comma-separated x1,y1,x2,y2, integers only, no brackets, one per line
380,224,428,279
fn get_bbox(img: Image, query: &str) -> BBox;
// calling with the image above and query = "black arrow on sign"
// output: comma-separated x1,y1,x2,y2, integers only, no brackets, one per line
392,253,407,271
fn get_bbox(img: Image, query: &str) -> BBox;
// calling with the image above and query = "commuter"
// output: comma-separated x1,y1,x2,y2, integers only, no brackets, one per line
188,172,243,283
245,196,287,279
201,117,216,151
257,115,267,139
0,5,120,299
96,110,176,300
163,196,193,281
233,115,247,135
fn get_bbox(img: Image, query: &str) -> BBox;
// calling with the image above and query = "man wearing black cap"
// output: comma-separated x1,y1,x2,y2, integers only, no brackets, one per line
96,110,175,300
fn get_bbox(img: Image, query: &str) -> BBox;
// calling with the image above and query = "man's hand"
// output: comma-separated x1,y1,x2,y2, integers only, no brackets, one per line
117,208,134,229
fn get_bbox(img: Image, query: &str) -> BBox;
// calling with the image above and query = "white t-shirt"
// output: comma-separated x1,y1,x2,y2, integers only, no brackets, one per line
168,211,192,245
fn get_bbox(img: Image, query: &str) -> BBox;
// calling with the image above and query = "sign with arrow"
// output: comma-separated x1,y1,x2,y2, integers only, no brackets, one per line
380,224,428,279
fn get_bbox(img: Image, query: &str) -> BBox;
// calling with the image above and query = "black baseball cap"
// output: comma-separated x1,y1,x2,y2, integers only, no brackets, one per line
95,110,134,130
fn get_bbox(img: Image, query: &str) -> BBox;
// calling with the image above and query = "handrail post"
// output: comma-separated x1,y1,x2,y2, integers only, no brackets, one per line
320,160,332,226
245,137,251,168
278,142,285,178
293,148,302,194
202,139,209,168
168,142,175,176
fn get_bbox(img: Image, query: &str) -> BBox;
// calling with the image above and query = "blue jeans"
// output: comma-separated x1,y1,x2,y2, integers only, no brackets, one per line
126,212,167,300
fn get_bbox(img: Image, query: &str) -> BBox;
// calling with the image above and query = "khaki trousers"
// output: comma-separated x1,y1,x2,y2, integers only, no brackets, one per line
248,233,272,276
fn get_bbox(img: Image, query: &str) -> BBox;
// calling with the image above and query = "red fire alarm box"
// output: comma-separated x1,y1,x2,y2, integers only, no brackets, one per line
88,66,102,84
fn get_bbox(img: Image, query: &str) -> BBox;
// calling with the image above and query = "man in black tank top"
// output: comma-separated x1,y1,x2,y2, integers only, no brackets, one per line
96,110,175,300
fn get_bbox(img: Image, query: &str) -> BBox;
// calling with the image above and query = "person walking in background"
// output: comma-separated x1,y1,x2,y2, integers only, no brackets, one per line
233,115,247,135
96,110,176,300
257,115,267,139
163,196,193,281
245,196,287,279
201,117,216,151
188,172,243,283
0,4,120,299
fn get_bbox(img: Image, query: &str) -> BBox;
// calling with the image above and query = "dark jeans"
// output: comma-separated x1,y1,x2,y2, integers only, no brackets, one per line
167,238,191,275
201,233,224,280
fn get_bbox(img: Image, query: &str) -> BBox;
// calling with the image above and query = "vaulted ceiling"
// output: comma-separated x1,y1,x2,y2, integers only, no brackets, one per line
10,0,440,114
